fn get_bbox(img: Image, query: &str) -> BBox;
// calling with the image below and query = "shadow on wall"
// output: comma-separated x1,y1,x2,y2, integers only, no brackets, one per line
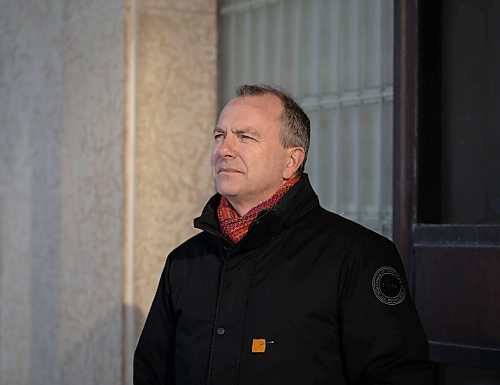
22,126,141,384
58,304,144,385
134,304,147,344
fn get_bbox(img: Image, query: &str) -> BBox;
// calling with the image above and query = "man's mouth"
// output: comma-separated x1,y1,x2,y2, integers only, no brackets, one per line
217,168,242,174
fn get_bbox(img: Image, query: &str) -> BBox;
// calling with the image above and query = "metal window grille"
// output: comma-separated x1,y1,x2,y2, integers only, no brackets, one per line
219,0,394,237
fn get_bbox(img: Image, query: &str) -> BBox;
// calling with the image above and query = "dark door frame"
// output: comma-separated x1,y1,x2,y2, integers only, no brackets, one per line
393,0,500,370
393,0,419,281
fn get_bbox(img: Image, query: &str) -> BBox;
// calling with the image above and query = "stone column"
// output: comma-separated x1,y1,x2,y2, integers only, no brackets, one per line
123,0,217,381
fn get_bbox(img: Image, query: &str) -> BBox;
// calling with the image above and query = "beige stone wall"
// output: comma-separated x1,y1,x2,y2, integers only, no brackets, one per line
0,0,217,384
131,0,217,326
123,0,217,380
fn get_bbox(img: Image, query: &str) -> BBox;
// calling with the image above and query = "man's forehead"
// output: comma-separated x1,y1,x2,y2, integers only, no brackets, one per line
218,94,283,122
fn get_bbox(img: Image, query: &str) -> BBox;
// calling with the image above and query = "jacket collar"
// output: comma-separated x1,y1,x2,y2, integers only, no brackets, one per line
193,174,319,252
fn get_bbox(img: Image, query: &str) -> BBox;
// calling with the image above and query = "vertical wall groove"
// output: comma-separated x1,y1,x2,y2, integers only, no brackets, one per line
123,0,137,383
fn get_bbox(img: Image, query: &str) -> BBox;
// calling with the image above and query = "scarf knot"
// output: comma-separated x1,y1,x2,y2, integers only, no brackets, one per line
217,176,300,243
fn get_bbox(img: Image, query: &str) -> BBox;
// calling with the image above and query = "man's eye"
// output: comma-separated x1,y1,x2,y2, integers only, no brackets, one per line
214,134,225,141
240,135,254,141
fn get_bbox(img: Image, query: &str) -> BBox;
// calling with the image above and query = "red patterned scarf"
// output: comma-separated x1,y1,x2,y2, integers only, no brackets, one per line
217,176,300,243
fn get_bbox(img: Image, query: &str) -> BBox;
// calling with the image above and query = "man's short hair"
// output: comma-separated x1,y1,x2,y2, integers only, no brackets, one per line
236,84,310,175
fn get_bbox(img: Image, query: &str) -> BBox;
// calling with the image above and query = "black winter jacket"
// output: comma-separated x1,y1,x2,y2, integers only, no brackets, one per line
134,175,432,385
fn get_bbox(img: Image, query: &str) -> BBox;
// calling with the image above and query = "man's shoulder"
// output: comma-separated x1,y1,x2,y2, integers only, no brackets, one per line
307,206,387,237
299,208,406,285
305,206,395,251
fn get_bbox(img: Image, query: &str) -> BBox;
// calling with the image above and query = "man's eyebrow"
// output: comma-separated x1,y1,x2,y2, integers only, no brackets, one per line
213,126,225,134
232,127,260,136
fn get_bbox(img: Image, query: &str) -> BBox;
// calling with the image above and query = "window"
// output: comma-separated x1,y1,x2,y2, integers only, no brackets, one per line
219,0,394,237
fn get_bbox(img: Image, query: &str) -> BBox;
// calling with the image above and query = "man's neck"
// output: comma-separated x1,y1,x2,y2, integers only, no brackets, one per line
223,177,300,217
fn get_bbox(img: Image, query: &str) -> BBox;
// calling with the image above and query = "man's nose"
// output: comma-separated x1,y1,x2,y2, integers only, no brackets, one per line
218,134,237,157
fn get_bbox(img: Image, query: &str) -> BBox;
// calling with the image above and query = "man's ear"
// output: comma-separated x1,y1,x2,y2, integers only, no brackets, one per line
283,147,305,179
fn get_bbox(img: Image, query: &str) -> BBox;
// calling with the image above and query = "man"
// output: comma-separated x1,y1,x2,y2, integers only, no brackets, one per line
134,85,432,384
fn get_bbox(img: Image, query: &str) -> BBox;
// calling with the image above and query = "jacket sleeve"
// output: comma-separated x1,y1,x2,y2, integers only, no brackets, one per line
339,237,433,385
134,258,176,385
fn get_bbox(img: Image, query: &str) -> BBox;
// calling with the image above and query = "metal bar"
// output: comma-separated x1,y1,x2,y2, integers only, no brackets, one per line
373,0,384,222
374,102,383,216
242,7,252,82
220,0,282,15
299,87,394,110
308,0,321,187
273,1,284,85
223,12,237,104
290,0,302,97
332,0,343,212
351,0,361,219
309,110,321,187
257,4,269,83
307,0,321,97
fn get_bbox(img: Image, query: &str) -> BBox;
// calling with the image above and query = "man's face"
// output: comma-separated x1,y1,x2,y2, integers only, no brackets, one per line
211,94,292,215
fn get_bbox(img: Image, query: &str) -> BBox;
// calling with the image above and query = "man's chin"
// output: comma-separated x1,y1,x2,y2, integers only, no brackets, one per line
216,186,239,198
215,176,243,194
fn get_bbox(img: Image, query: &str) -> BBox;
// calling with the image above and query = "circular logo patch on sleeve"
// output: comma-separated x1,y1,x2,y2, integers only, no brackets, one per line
372,266,406,305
